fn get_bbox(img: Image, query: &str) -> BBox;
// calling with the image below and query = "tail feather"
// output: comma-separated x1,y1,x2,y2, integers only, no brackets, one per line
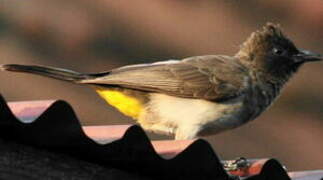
0,64,89,82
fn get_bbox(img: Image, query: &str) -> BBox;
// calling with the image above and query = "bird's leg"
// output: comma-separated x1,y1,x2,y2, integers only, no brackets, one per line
145,124,175,136
175,126,200,140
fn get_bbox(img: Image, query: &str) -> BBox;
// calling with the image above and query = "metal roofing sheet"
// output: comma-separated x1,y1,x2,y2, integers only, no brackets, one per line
0,94,322,180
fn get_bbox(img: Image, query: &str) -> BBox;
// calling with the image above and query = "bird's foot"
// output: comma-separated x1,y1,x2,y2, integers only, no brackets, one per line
223,157,250,172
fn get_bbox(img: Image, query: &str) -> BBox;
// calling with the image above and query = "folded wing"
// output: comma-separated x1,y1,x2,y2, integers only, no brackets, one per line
81,55,250,101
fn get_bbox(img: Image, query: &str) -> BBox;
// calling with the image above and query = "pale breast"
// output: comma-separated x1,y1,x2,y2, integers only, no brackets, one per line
145,93,246,136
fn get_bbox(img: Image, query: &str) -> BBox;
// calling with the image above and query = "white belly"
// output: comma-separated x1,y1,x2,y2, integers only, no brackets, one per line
145,93,244,139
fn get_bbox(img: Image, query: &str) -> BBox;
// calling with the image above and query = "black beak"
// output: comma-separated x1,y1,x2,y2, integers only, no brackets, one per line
293,49,322,63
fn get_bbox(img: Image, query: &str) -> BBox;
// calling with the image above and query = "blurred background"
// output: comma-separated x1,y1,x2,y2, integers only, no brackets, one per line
0,0,322,171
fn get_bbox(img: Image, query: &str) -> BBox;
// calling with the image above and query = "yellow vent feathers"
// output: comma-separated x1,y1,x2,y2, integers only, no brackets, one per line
96,89,143,119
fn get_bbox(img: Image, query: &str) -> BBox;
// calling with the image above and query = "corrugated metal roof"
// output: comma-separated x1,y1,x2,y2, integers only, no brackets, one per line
0,94,322,180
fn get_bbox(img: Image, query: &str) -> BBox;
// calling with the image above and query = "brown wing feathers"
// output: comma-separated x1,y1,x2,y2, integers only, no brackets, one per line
81,55,249,100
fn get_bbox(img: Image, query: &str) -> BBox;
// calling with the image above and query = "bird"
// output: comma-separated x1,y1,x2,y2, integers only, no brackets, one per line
1,23,321,140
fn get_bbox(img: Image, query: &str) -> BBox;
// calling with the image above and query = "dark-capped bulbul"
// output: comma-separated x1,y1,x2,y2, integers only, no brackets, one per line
1,23,322,140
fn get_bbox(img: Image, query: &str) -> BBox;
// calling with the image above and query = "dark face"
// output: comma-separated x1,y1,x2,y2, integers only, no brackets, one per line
237,23,322,80
265,36,302,75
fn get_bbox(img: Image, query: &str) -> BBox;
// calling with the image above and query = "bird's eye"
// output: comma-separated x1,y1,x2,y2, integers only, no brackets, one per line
272,47,285,56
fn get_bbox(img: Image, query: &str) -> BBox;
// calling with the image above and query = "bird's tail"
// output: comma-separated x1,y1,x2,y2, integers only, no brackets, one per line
0,64,90,82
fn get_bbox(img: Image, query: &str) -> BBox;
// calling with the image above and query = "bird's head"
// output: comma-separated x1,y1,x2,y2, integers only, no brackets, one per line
236,23,321,82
